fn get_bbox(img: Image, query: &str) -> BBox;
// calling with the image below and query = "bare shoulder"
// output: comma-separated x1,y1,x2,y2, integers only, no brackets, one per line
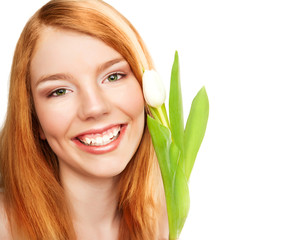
0,192,12,240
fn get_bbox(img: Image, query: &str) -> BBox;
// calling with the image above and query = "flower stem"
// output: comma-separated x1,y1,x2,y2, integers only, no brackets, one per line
157,105,170,129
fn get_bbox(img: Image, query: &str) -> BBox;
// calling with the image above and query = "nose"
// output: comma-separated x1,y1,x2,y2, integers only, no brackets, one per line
78,86,111,121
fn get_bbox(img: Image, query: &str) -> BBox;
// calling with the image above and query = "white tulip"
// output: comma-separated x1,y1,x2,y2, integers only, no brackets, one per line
142,70,166,108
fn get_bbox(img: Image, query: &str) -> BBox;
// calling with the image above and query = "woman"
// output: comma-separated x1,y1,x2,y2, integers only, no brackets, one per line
0,0,168,239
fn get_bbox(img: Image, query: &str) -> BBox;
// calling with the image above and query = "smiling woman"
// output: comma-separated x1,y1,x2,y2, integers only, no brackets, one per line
31,27,145,177
0,0,168,239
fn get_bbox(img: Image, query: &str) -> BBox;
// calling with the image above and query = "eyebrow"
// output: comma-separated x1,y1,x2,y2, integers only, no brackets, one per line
96,57,126,76
35,57,126,87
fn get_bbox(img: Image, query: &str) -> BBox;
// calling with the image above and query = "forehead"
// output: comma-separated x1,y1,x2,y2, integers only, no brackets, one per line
30,27,123,84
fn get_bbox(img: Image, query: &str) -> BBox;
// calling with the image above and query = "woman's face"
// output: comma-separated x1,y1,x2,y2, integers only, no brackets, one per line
30,27,145,179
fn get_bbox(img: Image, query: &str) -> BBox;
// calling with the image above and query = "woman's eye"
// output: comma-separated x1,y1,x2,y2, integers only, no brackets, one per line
50,89,70,97
106,73,125,82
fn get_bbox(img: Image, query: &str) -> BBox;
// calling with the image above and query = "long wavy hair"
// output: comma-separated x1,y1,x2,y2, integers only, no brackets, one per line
0,0,163,239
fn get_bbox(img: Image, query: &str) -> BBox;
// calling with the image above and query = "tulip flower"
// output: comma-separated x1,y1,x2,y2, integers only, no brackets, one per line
144,51,209,240
142,70,166,108
142,69,170,129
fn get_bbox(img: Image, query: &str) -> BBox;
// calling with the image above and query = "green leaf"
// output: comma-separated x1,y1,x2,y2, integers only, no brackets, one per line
166,164,190,240
169,142,180,172
147,115,190,239
147,115,172,179
169,51,184,153
184,86,209,181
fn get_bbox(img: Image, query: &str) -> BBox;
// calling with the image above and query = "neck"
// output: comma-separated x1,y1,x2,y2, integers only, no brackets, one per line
61,171,120,239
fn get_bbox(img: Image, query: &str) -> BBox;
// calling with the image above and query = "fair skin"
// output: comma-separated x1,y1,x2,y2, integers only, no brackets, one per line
0,26,169,239
29,27,145,239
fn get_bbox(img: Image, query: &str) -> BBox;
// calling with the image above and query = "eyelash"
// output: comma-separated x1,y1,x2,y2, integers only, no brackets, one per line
48,88,71,97
105,72,126,83
47,72,126,97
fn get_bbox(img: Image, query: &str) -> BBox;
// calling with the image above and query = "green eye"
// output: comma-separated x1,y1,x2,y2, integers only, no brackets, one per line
51,89,68,97
107,73,124,82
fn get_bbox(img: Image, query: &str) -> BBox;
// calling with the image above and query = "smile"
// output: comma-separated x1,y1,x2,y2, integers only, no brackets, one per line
73,124,127,154
77,125,121,146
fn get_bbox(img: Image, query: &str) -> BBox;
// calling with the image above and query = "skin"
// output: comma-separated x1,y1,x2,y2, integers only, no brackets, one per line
30,27,145,239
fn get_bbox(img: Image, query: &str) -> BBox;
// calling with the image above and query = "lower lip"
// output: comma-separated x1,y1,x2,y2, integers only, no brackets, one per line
73,125,127,154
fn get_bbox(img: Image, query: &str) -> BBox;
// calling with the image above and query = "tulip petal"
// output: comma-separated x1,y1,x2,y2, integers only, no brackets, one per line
143,70,166,108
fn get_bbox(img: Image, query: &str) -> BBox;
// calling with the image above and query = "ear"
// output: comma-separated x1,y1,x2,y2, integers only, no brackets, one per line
39,126,46,140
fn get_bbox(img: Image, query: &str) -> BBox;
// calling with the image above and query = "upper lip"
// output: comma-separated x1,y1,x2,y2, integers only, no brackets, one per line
73,123,124,139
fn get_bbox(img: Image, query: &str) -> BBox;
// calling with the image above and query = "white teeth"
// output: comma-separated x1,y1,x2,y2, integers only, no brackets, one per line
113,127,120,136
103,135,109,142
108,131,113,139
96,136,103,145
79,126,121,146
85,137,91,145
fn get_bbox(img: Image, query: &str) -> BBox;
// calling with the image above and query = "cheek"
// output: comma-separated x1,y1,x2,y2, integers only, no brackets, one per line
34,98,74,139
116,80,145,120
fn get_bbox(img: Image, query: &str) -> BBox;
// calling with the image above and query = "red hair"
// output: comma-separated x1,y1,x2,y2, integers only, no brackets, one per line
0,0,163,239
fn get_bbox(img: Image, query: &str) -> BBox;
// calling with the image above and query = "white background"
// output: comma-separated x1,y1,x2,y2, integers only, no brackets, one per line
1,1,298,239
